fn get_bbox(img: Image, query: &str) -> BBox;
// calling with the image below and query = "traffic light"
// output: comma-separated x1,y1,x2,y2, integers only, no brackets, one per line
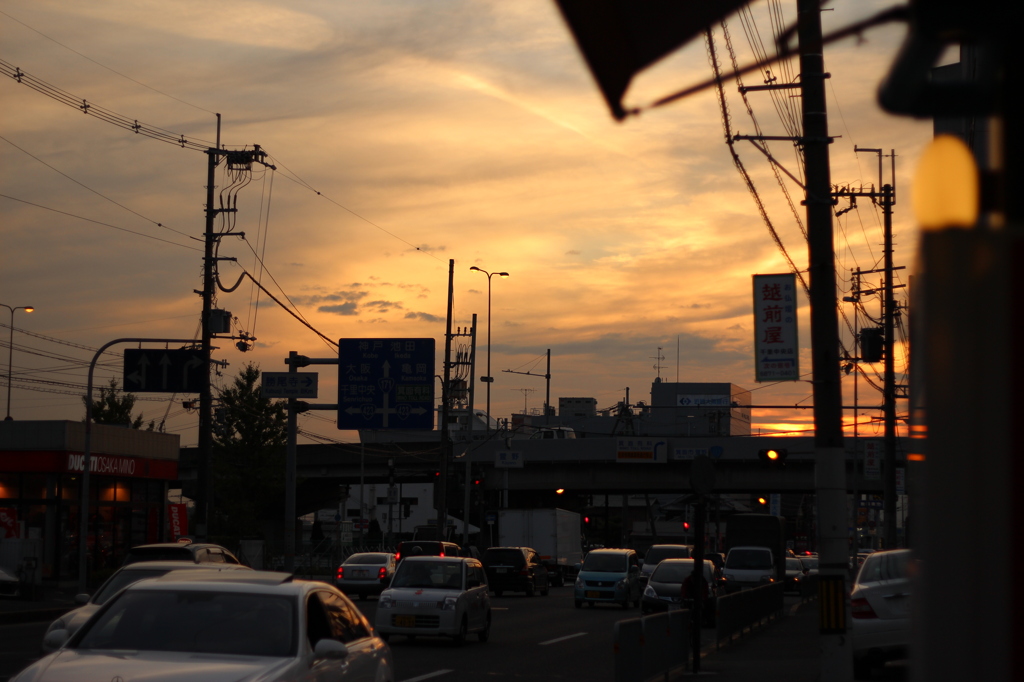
682,521,691,531
756,495,769,507
758,448,789,466
860,327,884,363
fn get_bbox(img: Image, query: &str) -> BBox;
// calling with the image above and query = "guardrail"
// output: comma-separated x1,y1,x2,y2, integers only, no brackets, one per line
613,609,690,682
715,581,785,645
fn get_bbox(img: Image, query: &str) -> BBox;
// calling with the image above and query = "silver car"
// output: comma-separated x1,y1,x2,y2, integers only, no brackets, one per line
375,556,491,645
41,561,253,653
851,548,913,677
19,570,394,682
336,552,396,600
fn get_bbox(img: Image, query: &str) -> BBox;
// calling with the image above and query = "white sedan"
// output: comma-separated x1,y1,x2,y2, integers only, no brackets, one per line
15,570,393,682
851,548,913,677
375,556,491,645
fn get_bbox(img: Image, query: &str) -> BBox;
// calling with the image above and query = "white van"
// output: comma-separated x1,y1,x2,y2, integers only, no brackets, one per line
722,546,776,592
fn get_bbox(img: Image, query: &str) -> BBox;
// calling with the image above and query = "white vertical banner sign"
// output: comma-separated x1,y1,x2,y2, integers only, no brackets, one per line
864,441,881,480
753,273,799,381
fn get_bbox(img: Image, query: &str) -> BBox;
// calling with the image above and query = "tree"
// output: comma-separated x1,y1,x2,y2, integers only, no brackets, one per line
211,363,287,541
83,378,156,430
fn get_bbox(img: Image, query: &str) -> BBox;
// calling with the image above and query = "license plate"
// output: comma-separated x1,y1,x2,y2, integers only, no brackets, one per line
353,570,368,578
496,568,508,573
395,615,416,628
585,591,601,599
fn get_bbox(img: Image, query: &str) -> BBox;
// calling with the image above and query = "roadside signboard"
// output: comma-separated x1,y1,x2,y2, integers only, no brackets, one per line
615,438,668,464
261,372,318,398
337,338,435,429
753,273,799,381
495,450,524,468
123,348,203,393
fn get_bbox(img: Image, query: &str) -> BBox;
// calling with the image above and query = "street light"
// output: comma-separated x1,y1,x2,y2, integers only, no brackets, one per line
469,266,509,432
3,304,34,421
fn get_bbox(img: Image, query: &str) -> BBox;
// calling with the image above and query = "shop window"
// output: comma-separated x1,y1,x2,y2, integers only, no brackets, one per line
61,475,80,501
0,473,15,499
21,474,47,500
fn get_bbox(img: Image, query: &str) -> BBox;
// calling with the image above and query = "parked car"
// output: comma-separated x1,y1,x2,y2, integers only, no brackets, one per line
375,556,491,644
481,547,550,597
573,548,642,609
641,558,718,625
639,544,692,586
41,561,253,653
121,539,243,566
336,552,396,600
783,557,808,592
24,570,393,682
721,546,777,592
851,548,913,677
393,540,460,563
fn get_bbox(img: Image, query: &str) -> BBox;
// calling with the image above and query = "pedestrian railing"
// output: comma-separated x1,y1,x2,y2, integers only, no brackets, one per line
613,609,690,682
715,581,785,645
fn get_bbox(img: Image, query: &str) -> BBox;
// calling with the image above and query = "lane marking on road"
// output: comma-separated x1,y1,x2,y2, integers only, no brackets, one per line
539,632,588,646
400,670,453,682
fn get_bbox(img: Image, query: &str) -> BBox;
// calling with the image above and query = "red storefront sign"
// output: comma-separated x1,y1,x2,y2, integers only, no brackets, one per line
0,451,177,479
0,507,20,539
168,503,188,540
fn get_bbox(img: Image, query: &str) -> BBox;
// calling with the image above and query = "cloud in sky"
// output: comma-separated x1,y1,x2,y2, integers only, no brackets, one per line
1,0,926,444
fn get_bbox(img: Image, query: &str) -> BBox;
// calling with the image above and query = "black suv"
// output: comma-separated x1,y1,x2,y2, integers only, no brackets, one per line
122,540,243,566
482,546,550,597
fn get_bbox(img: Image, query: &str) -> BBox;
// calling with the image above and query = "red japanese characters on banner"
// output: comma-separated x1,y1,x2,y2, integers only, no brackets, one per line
0,507,20,539
168,503,188,540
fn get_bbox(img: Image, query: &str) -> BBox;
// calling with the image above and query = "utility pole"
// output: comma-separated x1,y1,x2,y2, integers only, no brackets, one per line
502,349,551,421
195,115,272,540
839,147,904,550
796,0,850,677
437,259,455,542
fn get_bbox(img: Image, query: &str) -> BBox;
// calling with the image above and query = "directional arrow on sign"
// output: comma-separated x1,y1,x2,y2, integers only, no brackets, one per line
159,353,172,390
126,353,151,389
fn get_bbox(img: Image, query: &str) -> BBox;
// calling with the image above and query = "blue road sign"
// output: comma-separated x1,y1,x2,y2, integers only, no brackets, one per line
337,338,435,430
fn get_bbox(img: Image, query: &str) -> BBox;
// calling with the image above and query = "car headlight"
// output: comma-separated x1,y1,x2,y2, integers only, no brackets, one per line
574,576,584,589
378,594,394,609
643,585,657,598
617,578,628,589
46,618,66,634
439,596,458,611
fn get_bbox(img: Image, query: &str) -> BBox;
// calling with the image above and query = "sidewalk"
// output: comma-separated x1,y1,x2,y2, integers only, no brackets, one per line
681,601,822,681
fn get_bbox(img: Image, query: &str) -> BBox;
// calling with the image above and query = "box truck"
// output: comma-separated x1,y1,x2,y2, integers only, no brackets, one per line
497,509,582,585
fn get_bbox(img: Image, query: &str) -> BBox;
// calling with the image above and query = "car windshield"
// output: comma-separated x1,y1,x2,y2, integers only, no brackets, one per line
346,554,389,565
651,560,712,582
392,561,463,590
726,549,772,570
483,549,524,566
645,546,691,564
582,553,627,573
75,590,296,657
92,569,175,605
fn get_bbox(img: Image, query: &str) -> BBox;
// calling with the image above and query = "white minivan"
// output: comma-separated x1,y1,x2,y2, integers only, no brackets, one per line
722,546,776,592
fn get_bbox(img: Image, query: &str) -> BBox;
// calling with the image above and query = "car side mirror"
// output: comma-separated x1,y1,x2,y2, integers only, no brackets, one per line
314,639,350,660
74,593,90,605
574,563,582,571
629,565,639,574
43,629,69,651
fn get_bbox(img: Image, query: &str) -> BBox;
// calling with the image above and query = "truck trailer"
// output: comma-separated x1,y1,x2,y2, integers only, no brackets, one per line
497,509,582,586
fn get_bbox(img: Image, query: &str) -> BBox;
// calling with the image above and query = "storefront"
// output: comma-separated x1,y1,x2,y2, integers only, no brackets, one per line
0,420,179,584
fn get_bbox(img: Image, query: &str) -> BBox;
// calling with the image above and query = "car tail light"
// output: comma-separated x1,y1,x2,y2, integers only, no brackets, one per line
439,551,445,557
337,567,344,580
851,597,878,619
395,550,401,561
378,567,387,579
